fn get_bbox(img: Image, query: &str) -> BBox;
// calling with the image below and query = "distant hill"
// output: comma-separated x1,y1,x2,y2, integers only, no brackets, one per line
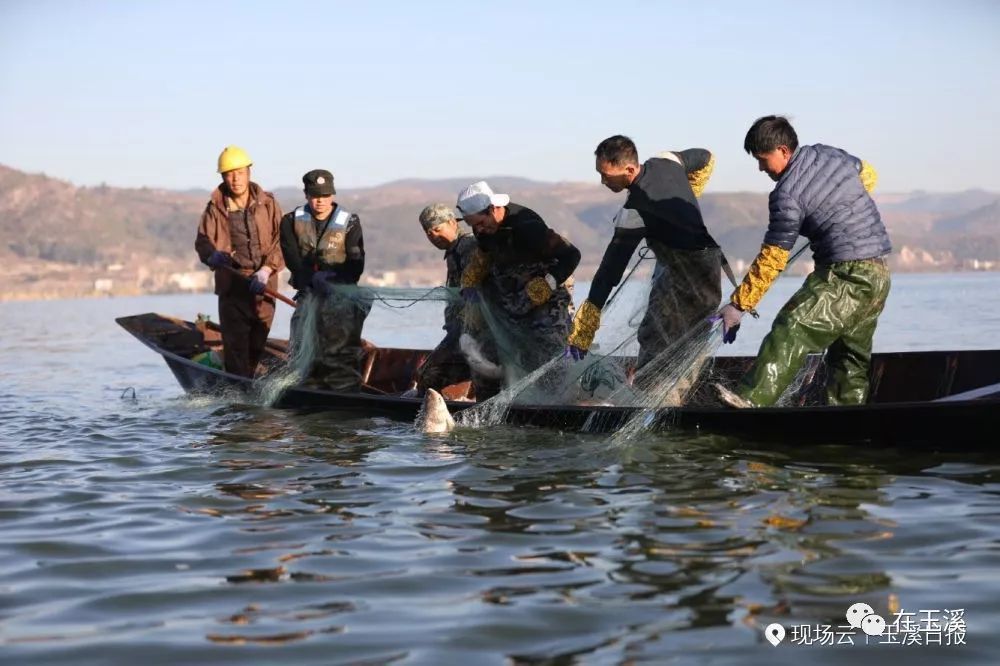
877,189,999,215
932,200,1000,235
0,163,997,300
929,201,1000,265
0,165,204,265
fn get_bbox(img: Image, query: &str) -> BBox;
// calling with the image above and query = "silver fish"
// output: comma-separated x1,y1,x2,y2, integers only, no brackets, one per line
416,388,455,434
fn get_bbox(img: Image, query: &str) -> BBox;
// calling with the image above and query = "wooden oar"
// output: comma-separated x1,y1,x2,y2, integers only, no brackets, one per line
217,264,296,308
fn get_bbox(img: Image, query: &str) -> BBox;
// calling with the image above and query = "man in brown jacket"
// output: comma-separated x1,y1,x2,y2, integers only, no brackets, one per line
195,145,285,378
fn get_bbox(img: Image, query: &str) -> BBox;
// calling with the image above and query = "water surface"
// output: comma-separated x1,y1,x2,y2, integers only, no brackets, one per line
1,273,998,664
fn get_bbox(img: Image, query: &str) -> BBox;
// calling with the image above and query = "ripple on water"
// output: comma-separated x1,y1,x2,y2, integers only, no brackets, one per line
1,350,999,663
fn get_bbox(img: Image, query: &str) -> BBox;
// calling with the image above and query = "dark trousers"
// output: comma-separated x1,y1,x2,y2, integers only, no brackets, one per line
218,283,275,378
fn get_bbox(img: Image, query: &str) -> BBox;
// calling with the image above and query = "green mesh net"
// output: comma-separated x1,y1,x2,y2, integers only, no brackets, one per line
247,240,819,442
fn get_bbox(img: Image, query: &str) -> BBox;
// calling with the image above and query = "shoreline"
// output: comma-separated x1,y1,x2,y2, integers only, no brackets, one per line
3,267,998,304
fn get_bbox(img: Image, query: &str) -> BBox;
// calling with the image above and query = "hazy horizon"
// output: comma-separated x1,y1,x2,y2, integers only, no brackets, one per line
4,161,999,198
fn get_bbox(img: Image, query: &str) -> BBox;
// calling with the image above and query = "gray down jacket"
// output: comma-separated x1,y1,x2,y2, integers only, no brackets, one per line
764,144,891,265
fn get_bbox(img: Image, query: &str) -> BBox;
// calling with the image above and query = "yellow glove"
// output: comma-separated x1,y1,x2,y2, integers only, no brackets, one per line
460,248,491,289
730,244,790,312
567,300,602,352
525,274,557,307
462,303,485,334
859,160,878,193
687,153,715,198
655,150,715,198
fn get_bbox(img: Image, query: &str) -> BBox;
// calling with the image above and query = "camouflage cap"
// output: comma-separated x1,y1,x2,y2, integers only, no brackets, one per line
419,203,458,231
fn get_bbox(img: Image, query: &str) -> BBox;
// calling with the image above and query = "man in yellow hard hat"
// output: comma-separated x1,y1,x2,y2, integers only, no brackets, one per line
195,145,285,378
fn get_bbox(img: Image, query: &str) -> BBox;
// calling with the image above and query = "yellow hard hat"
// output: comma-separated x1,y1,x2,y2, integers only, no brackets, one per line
217,145,253,174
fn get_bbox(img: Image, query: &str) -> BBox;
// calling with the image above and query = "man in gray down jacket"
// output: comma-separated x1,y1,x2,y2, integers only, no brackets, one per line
717,115,891,408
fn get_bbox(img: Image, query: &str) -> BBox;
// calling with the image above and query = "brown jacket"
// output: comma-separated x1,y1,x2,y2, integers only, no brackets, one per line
195,182,285,296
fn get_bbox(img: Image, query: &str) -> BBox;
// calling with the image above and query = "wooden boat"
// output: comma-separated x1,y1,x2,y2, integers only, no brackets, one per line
116,312,1000,448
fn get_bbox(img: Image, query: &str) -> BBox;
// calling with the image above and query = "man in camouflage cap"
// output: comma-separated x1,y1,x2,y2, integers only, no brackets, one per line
412,203,478,397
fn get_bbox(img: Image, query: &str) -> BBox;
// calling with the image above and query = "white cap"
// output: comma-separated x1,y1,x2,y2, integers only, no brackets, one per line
456,180,510,216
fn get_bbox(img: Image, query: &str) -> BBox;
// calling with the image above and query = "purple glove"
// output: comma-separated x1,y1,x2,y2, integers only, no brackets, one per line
718,303,744,344
207,250,232,269
310,270,336,297
461,287,480,304
564,345,587,362
249,267,272,295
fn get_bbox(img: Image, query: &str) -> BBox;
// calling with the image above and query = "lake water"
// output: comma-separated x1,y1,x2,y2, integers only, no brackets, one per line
1,272,998,665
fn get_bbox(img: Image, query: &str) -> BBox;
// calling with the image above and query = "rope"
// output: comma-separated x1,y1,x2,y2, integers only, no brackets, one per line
334,285,457,310
603,244,654,309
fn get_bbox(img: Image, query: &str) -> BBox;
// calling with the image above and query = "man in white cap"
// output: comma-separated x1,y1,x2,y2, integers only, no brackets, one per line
456,180,581,400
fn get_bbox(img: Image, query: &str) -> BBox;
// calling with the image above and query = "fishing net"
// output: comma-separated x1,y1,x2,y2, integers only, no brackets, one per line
458,240,816,441
457,247,658,428
252,293,321,406
455,257,725,438
248,239,816,439
592,317,724,445
251,285,460,404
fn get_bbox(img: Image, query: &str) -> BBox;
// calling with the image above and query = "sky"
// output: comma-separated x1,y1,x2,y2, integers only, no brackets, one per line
1,0,998,193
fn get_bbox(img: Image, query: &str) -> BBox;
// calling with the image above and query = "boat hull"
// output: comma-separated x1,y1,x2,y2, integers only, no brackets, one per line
119,313,1000,450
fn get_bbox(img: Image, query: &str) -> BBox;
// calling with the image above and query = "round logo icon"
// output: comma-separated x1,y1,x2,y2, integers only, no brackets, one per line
862,614,887,636
846,602,875,628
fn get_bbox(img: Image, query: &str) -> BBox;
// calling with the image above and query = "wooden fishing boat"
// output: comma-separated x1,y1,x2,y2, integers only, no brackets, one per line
116,312,1000,448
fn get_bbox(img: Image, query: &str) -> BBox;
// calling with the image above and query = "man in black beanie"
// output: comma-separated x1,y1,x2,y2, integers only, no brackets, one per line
279,169,369,391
